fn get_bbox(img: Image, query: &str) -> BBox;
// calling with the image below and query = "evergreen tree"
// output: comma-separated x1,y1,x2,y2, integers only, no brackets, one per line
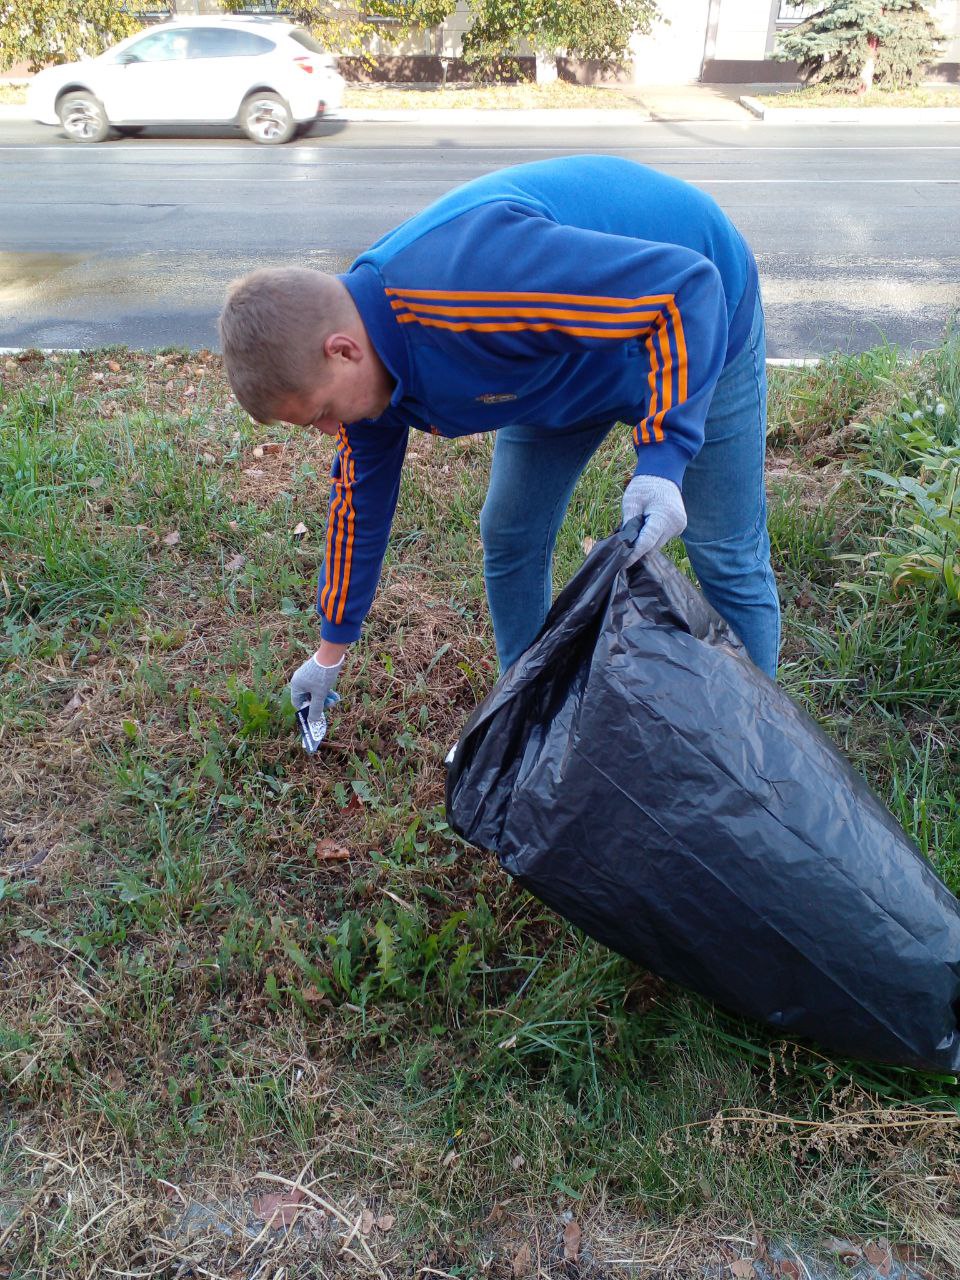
775,0,944,92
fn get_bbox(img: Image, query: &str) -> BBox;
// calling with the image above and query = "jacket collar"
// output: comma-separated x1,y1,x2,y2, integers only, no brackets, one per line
340,263,410,410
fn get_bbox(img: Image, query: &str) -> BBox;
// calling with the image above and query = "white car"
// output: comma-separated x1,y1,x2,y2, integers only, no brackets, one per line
27,16,346,144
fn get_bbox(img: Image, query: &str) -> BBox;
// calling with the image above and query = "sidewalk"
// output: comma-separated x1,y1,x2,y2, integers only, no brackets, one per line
2,80,959,126
0,82,750,127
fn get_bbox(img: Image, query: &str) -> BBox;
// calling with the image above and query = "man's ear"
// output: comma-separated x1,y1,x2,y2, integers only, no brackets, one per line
323,332,363,364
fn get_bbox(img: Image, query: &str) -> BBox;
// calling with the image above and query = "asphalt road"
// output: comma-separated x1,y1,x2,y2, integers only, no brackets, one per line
1,117,959,357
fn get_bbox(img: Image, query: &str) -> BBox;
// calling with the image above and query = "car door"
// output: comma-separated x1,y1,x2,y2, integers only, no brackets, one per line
96,28,197,123
185,28,279,121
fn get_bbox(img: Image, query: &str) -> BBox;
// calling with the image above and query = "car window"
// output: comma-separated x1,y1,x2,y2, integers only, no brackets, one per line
188,28,275,58
122,29,191,63
290,29,327,55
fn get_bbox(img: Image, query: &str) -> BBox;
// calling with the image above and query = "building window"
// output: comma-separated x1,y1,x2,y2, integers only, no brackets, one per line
775,1,818,27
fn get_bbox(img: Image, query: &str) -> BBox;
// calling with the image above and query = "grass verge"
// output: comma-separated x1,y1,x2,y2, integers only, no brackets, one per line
343,81,645,110
754,85,960,108
1,339,959,1278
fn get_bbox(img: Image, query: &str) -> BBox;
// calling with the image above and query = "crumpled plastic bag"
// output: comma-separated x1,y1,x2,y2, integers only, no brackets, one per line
446,522,960,1071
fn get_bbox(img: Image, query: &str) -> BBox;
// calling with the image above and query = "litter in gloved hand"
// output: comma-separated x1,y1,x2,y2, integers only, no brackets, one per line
446,520,960,1072
296,691,340,755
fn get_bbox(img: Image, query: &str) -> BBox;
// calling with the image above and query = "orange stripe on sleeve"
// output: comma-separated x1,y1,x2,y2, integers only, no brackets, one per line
390,299,661,325
652,312,674,443
395,314,659,339
320,491,342,616
321,427,350,619
334,447,356,625
386,287,675,308
665,297,688,403
635,325,662,447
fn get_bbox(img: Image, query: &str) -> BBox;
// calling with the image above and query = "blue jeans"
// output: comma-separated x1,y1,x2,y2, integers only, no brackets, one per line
479,293,780,679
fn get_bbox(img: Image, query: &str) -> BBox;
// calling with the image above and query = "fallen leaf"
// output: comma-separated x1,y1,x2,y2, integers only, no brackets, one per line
162,530,180,547
261,441,285,455
376,1214,394,1232
893,1244,920,1265
511,1154,525,1170
485,1204,504,1225
224,553,246,572
201,451,215,466
104,1067,124,1090
562,1218,581,1262
62,691,84,717
251,1187,305,1230
292,521,309,538
228,520,239,530
107,360,121,373
825,1238,862,1265
498,1035,518,1050
512,1242,531,1277
441,1147,458,1167
184,385,195,397
864,1242,892,1276
4,358,16,372
582,536,595,555
315,841,350,862
360,1208,375,1235
730,1264,756,1279
243,468,265,478
252,445,265,459
773,1264,800,1280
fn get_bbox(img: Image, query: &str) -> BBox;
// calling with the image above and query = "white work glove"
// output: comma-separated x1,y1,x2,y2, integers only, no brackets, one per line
621,474,687,558
289,653,343,728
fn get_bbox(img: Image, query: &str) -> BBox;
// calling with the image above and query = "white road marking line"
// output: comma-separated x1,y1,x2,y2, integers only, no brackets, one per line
1,143,960,154
0,179,957,190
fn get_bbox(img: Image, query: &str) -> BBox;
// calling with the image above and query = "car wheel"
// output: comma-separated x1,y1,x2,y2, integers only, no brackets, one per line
57,91,111,143
240,92,295,145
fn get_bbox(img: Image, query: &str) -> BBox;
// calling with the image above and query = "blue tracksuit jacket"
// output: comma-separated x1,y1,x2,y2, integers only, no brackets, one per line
318,155,758,642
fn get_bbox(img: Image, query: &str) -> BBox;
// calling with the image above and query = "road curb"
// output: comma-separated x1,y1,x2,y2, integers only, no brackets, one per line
0,104,675,126
740,93,960,123
340,107,660,125
7,98,960,126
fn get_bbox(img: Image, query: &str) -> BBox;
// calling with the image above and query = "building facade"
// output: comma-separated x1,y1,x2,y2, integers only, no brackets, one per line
167,0,960,84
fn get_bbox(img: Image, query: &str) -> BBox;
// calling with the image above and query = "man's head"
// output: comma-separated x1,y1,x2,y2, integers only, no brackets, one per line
218,267,394,431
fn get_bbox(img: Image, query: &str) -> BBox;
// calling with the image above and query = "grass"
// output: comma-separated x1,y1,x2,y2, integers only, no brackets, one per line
1,339,959,1277
0,79,641,113
343,81,644,110
755,84,960,108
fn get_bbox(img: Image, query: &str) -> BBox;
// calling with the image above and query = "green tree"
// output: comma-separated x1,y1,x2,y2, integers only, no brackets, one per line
0,0,158,73
775,0,945,92
220,0,456,56
461,0,661,81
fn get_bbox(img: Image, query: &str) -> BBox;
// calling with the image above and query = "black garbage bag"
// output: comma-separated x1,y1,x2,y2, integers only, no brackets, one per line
446,523,960,1072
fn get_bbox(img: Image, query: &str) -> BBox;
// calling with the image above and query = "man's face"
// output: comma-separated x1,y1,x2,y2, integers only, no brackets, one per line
275,344,392,435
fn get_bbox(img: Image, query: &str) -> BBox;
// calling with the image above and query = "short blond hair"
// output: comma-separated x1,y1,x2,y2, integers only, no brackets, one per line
218,267,350,423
